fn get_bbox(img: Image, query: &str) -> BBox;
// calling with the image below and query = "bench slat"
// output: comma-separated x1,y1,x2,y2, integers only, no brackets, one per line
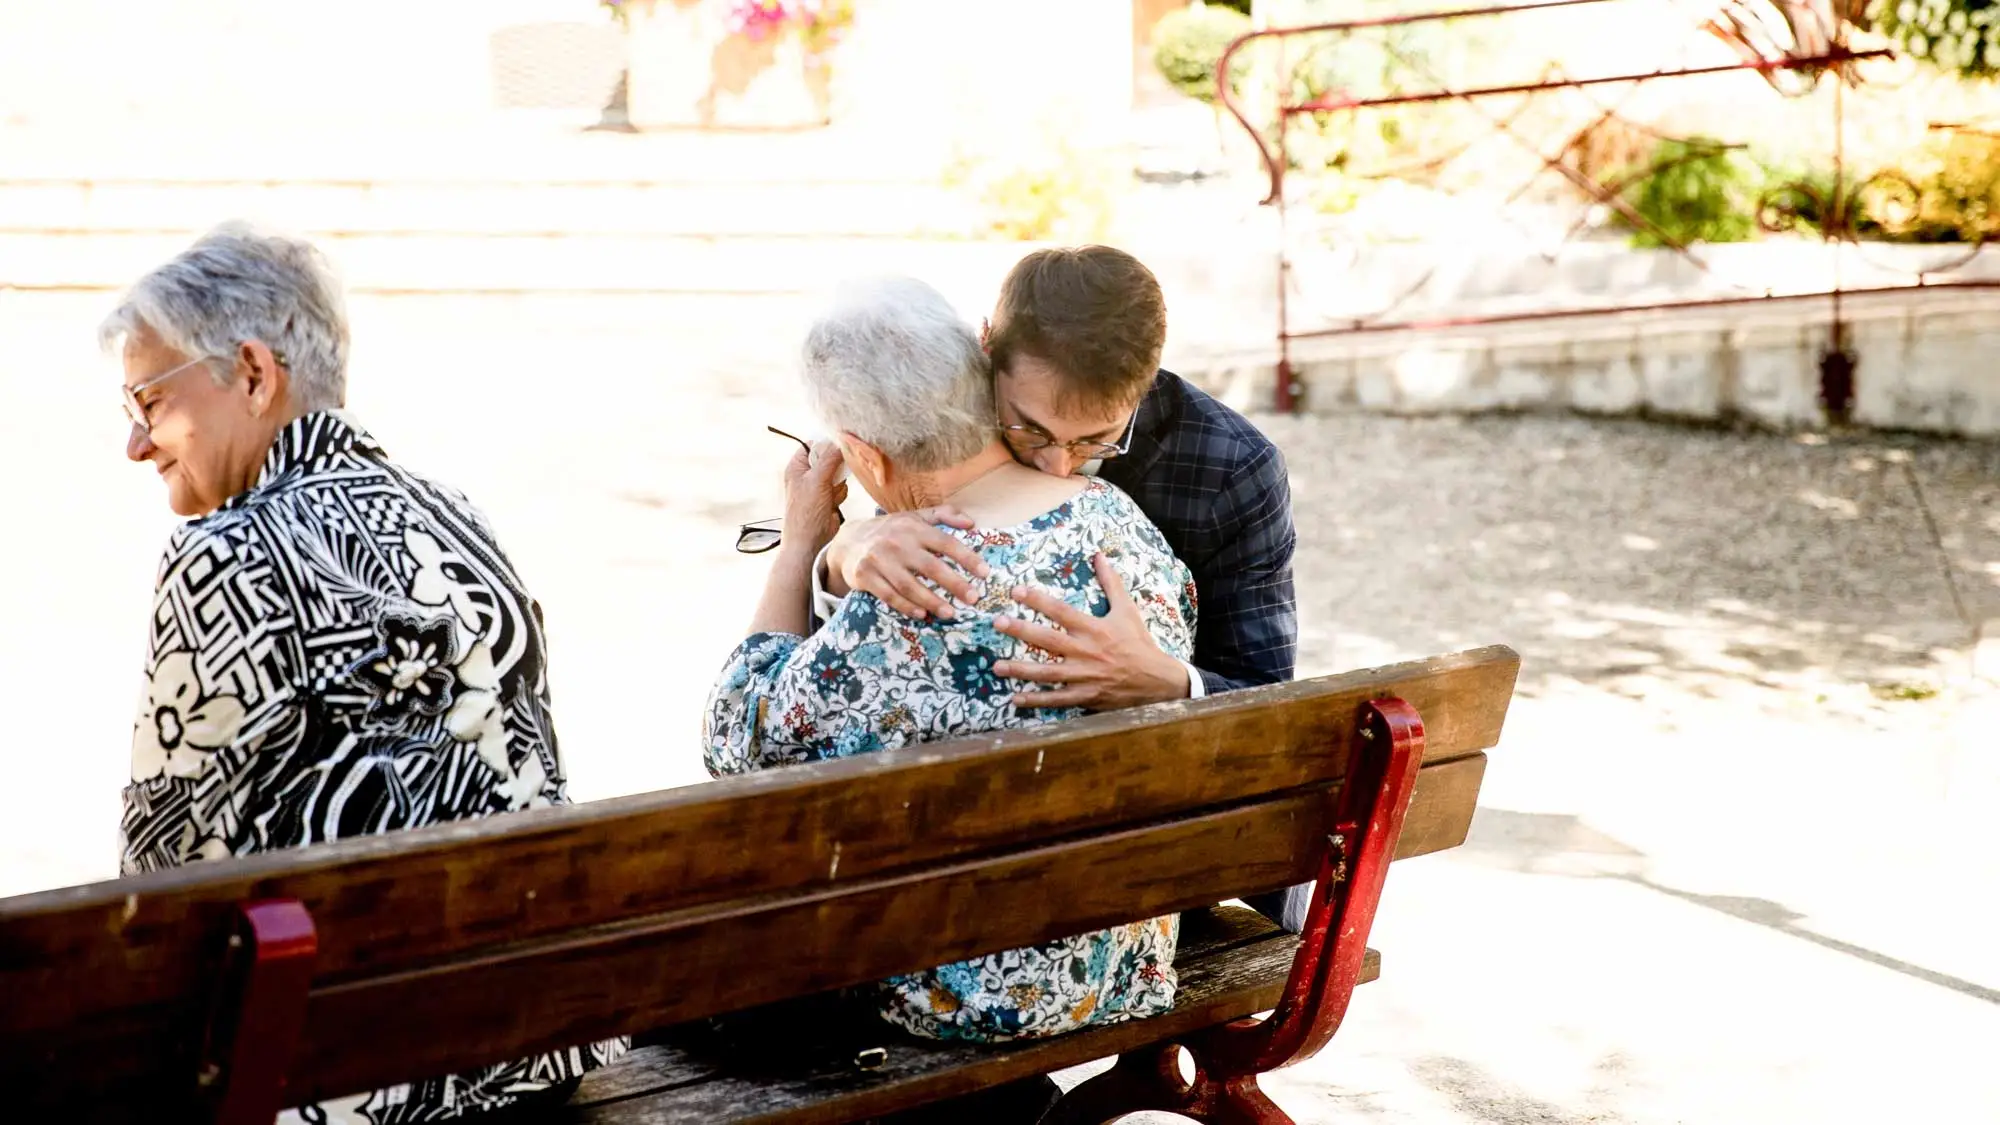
566,907,1380,1124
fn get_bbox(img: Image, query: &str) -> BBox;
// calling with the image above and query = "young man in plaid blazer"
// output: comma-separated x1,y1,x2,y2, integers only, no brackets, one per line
814,245,1303,924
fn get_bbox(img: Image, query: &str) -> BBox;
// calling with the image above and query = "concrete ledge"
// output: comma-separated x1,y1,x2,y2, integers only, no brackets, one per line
1173,285,2000,437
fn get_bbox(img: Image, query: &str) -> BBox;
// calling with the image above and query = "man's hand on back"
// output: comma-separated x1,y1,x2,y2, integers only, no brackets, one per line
826,507,991,620
993,553,1190,711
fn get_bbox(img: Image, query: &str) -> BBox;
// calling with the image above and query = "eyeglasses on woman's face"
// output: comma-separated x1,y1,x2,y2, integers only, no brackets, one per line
122,354,222,433
122,347,290,433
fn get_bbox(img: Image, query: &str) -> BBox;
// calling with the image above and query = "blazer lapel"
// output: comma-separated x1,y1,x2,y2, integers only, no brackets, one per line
1100,371,1178,492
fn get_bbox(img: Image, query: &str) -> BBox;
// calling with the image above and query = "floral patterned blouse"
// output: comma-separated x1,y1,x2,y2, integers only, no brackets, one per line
121,411,625,1122
704,478,1198,1042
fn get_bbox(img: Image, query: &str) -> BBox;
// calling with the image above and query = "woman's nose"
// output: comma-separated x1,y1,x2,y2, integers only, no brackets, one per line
126,424,154,462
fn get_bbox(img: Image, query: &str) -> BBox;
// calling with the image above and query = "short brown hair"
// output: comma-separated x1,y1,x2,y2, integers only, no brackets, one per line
986,246,1167,413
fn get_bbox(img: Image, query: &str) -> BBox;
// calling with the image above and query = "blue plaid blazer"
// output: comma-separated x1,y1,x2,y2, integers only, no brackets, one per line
1100,370,1299,695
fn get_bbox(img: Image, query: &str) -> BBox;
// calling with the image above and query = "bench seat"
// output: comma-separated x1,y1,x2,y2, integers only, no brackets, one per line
568,906,1380,1123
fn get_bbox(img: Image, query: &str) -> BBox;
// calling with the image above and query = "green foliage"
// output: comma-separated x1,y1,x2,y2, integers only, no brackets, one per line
1616,139,1759,248
1767,132,2000,243
1903,130,2000,240
1311,172,1363,214
1756,160,1862,238
1151,3,1255,104
1281,41,1359,172
1272,20,1442,175
944,141,1120,243
1278,8,1504,186
1869,0,2000,78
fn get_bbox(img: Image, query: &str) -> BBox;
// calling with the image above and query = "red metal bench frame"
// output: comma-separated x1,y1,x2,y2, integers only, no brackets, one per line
1046,697,1427,1125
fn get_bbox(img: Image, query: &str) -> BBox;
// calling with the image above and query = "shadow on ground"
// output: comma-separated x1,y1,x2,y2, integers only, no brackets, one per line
1269,415,1999,723
1459,807,1998,1007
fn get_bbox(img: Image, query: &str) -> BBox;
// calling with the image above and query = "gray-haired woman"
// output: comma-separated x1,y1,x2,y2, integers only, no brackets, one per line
703,276,1199,1048
105,223,623,1122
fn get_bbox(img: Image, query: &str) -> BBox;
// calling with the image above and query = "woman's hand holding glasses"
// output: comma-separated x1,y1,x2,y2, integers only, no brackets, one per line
737,426,846,555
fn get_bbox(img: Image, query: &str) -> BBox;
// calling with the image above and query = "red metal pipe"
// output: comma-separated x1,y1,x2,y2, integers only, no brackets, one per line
1280,279,2000,341
1290,48,1890,115
1216,0,1640,208
1239,0,1619,40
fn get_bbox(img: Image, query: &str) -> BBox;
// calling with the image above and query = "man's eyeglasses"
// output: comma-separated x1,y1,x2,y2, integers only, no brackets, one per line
1000,410,1138,462
736,426,842,554
122,348,288,433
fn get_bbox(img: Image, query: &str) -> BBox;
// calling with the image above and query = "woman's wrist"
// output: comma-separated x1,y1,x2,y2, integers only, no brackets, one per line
776,540,828,571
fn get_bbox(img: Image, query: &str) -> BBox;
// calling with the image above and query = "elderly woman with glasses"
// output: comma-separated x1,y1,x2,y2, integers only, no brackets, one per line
106,223,623,1122
703,277,1199,1049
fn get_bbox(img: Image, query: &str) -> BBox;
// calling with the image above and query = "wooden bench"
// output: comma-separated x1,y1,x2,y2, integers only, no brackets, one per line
0,646,1517,1125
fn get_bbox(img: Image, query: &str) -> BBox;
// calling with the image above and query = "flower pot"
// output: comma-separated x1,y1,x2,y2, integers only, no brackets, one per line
624,0,829,130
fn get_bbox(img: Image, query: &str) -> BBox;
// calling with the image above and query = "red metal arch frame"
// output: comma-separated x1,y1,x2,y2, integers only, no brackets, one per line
1209,0,1994,421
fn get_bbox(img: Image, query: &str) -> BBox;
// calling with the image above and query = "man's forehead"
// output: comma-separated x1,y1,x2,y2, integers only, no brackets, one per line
1000,392,1131,437
995,368,1133,436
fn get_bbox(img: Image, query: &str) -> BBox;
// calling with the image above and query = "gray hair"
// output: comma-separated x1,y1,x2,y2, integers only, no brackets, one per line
98,222,349,412
801,277,993,473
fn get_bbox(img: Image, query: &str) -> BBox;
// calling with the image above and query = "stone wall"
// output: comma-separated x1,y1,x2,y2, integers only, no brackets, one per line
1134,223,2000,436
1178,283,2000,436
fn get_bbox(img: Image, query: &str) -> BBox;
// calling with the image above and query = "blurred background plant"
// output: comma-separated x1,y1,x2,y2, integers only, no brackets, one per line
1612,137,1760,247
943,134,1123,242
1869,0,2000,79
1152,1,1256,106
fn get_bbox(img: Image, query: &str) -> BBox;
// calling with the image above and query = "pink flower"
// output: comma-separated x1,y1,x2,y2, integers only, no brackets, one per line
726,0,794,40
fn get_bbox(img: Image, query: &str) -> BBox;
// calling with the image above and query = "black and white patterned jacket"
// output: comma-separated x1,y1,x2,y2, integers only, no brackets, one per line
120,409,623,1122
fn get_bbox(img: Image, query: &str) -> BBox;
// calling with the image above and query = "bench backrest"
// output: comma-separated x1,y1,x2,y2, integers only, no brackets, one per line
0,647,1516,1123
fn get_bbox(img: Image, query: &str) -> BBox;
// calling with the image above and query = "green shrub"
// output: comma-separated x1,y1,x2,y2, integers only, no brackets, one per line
1152,3,1255,104
1755,160,1852,238
944,140,1120,243
1903,130,2000,240
1869,0,2000,78
1770,132,2000,243
1616,138,1759,248
1754,154,1931,241
1277,12,1499,186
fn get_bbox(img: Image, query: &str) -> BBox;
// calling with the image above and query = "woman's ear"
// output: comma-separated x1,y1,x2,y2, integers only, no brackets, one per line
839,431,887,487
979,318,992,355
237,339,290,417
